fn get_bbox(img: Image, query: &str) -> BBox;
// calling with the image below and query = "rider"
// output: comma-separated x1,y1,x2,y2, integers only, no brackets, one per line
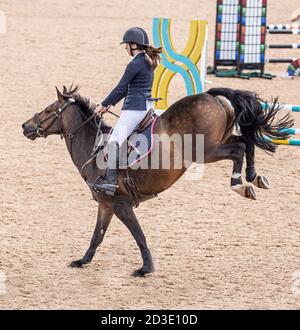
93,27,162,196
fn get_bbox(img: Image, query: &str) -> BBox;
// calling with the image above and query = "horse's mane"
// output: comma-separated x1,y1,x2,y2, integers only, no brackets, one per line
63,84,110,130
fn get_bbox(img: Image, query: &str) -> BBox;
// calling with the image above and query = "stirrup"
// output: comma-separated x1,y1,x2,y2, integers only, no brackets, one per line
92,179,118,196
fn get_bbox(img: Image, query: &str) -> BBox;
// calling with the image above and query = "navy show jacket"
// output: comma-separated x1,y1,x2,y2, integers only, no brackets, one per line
101,52,154,110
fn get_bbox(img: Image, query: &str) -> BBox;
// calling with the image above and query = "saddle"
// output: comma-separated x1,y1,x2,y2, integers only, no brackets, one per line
133,108,157,134
132,97,161,133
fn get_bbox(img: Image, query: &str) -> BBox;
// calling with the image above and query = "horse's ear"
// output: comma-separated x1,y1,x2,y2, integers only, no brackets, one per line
63,85,68,95
56,86,65,102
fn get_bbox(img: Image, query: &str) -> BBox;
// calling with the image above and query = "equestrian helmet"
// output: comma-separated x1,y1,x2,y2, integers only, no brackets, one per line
120,27,149,47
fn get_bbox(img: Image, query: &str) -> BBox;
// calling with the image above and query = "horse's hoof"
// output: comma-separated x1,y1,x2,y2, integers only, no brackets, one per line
132,267,154,277
232,185,256,200
252,175,271,189
69,259,84,268
245,185,256,200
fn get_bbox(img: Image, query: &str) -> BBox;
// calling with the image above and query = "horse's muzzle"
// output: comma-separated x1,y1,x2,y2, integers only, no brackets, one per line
22,122,40,140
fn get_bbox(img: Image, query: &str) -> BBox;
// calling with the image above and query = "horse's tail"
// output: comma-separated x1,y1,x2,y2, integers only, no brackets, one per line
206,88,294,153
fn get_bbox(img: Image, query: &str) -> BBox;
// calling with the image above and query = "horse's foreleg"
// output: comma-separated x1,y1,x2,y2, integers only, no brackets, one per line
244,141,271,189
69,203,113,268
113,197,154,277
212,142,256,200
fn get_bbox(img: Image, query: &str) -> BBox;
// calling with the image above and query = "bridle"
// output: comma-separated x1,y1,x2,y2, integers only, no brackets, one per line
32,98,119,175
33,97,103,164
33,99,76,139
33,97,100,140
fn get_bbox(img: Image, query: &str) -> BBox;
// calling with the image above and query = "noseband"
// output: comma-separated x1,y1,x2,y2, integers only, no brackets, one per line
34,99,75,139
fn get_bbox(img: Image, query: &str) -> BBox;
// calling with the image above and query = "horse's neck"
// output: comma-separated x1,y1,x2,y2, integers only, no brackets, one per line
64,111,99,173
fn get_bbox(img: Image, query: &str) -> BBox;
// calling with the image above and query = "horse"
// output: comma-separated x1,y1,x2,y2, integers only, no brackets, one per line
22,85,293,276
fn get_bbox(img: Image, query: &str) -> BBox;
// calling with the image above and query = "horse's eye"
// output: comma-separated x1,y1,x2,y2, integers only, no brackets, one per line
46,105,55,113
45,107,53,114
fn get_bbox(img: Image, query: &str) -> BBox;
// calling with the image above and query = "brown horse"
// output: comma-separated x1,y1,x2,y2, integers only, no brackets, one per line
22,86,293,276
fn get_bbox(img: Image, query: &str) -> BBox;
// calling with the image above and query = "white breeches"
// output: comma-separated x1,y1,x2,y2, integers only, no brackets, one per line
108,102,154,146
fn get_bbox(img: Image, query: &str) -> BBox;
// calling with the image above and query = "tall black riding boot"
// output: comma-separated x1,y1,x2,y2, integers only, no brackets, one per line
93,141,119,196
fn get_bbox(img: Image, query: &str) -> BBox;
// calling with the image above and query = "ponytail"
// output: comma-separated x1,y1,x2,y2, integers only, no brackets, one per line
143,45,162,70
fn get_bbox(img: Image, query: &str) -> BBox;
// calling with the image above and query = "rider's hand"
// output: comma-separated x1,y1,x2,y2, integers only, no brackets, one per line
95,104,111,116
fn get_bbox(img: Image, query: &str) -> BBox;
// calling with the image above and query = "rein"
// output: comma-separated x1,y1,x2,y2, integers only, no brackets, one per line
68,112,96,138
33,99,102,139
33,100,120,176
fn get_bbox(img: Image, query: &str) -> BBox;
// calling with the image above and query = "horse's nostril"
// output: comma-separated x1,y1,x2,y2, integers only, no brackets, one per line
22,122,30,130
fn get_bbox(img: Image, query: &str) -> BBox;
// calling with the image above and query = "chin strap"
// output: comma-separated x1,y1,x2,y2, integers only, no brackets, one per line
129,43,140,56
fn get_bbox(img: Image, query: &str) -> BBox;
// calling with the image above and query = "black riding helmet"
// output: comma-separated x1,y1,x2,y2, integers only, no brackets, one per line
120,27,150,47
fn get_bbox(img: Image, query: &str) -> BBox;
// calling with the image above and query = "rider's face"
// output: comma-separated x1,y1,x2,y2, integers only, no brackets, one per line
125,43,138,56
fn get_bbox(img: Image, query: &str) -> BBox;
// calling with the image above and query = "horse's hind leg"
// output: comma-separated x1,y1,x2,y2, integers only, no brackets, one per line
69,203,113,268
211,142,256,200
224,136,270,190
113,197,154,277
244,140,271,189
